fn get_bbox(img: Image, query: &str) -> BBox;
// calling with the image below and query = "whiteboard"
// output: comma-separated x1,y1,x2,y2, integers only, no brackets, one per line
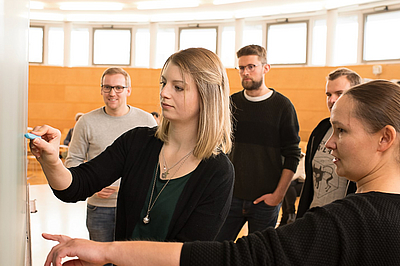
0,0,30,265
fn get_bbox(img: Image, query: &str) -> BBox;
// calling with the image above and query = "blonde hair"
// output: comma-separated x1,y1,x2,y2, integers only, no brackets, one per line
100,67,131,87
155,48,232,159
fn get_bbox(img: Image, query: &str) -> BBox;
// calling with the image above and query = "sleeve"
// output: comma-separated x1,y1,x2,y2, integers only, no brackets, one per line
173,155,235,242
280,101,301,173
53,129,134,203
64,117,88,168
297,134,316,218
180,206,345,266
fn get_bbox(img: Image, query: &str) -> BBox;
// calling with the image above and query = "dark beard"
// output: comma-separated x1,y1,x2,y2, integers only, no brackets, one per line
242,78,263,91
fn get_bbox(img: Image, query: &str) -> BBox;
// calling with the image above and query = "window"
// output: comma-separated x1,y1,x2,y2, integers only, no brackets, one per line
156,28,175,68
311,19,327,66
71,28,89,66
29,26,44,63
48,27,64,66
243,24,262,47
334,15,358,65
93,28,131,65
135,28,150,67
266,21,308,65
179,27,217,53
364,10,400,61
221,26,235,68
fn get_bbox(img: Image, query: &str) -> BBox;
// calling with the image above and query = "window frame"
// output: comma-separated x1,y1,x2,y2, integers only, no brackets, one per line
266,20,309,66
362,9,400,63
28,25,44,64
92,27,132,66
178,26,218,54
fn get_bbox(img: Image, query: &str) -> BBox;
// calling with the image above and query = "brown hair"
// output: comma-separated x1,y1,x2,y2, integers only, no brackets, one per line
155,48,232,159
344,80,400,133
100,67,131,87
328,68,362,87
236,44,267,64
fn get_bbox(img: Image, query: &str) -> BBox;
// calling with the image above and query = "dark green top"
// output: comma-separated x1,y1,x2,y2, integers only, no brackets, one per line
132,165,191,241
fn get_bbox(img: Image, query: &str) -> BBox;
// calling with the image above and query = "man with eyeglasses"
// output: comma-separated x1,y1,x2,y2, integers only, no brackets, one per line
217,44,301,241
65,67,156,259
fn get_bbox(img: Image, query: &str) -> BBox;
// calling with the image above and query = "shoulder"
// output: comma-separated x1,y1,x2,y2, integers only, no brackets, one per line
83,107,104,117
201,153,234,176
76,107,105,124
270,89,293,105
230,91,244,101
317,192,400,218
311,118,331,135
120,126,158,140
128,106,153,117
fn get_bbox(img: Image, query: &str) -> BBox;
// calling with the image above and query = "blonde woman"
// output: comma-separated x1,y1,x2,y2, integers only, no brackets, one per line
30,48,233,242
45,80,400,266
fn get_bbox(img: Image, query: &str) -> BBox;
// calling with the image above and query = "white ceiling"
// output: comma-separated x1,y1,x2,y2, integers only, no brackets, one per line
30,0,399,24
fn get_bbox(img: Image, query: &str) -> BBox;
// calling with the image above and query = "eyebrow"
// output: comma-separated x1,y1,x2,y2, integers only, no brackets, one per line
161,75,185,84
330,120,344,127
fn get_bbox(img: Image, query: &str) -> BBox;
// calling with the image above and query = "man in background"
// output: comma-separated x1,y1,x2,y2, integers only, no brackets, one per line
65,67,157,260
217,44,301,240
63,112,84,146
296,68,361,219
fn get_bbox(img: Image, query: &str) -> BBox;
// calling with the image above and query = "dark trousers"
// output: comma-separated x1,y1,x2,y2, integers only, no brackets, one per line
279,179,303,226
216,197,281,241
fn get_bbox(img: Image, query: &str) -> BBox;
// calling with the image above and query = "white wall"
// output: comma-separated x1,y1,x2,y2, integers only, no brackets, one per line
0,0,29,264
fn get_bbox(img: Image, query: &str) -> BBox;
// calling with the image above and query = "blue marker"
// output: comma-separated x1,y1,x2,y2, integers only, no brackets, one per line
24,133,41,140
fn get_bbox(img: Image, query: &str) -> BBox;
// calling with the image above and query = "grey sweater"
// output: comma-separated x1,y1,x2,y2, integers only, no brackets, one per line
65,106,157,207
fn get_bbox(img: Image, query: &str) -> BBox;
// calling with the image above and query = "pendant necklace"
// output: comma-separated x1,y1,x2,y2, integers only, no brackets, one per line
161,147,193,179
143,149,193,224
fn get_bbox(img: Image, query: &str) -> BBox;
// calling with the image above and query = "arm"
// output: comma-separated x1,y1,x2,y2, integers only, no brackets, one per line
254,169,294,206
43,233,182,266
64,117,116,198
254,100,301,206
29,125,72,190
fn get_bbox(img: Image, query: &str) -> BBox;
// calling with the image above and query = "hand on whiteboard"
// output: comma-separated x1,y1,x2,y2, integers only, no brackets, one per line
43,233,108,266
28,125,61,165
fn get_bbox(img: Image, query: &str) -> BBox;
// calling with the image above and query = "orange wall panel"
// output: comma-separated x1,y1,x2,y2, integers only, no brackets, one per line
29,64,400,144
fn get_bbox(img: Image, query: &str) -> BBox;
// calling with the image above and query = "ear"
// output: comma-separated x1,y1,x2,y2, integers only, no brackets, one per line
377,125,397,152
126,86,132,97
263,64,271,74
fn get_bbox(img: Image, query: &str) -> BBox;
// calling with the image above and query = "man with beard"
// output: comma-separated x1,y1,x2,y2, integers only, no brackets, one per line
217,45,301,241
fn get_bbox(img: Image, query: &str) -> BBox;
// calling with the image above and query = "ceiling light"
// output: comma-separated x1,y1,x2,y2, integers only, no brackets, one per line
29,12,64,21
66,13,149,22
150,11,232,22
59,2,124,11
235,2,324,18
30,1,45,9
325,0,379,9
213,0,251,5
137,0,200,10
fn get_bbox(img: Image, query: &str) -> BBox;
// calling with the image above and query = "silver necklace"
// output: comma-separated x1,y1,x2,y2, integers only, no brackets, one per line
161,147,193,179
143,152,192,224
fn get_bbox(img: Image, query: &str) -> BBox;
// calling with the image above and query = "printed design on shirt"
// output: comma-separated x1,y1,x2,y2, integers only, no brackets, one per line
312,140,339,198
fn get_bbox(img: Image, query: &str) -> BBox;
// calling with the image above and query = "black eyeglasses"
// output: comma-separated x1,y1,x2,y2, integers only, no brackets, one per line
101,85,127,93
236,64,262,73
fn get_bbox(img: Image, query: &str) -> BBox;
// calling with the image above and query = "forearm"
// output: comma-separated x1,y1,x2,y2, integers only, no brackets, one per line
273,169,295,202
40,158,72,190
106,241,182,266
